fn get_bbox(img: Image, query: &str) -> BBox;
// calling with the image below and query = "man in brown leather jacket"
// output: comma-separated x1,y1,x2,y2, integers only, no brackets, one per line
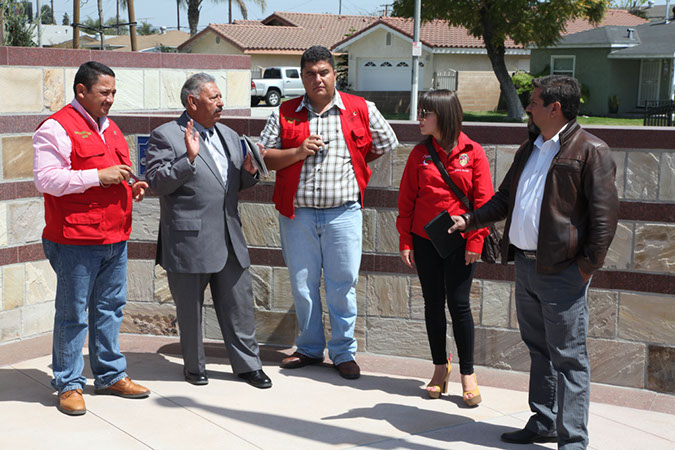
450,75,618,449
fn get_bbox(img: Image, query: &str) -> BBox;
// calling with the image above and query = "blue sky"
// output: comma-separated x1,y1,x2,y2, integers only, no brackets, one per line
40,1,673,32
44,0,393,31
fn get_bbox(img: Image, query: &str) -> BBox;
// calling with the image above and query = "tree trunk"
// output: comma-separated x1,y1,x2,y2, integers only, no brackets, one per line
188,0,201,35
480,8,524,122
485,43,525,121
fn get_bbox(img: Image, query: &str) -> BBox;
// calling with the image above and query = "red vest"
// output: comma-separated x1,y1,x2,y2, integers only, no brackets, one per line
40,105,133,245
275,92,373,218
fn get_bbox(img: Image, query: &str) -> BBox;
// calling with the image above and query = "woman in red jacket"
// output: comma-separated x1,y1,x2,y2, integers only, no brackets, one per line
397,90,494,406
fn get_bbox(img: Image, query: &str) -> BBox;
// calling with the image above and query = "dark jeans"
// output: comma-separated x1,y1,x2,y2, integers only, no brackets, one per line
412,233,476,374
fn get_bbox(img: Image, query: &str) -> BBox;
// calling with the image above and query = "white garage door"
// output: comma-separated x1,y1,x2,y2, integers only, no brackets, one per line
359,58,424,91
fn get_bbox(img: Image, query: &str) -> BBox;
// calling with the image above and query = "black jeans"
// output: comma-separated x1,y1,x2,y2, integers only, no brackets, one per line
412,233,476,374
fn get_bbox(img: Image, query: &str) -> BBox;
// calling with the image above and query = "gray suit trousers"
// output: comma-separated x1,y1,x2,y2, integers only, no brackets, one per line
514,252,591,450
167,246,262,375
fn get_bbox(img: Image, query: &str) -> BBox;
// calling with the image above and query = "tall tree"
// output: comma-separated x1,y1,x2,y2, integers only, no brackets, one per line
211,0,267,24
39,5,55,24
2,0,35,46
392,0,609,121
62,12,70,26
137,20,158,35
186,0,203,35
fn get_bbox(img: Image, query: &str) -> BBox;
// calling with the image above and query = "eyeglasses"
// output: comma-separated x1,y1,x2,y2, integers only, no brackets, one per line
417,109,434,119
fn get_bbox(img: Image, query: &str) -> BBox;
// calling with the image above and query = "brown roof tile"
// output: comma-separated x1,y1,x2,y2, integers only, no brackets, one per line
334,9,648,50
181,11,378,53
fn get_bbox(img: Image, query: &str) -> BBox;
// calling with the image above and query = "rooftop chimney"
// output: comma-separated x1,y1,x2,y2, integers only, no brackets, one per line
627,28,635,39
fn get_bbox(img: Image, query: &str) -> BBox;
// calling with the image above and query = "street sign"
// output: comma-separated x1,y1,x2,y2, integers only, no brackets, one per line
412,41,422,56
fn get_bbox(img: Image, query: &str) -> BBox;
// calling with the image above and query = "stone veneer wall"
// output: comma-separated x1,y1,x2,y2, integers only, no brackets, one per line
0,47,250,347
1,47,673,393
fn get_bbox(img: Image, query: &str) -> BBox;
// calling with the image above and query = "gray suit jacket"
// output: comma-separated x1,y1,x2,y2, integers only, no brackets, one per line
145,112,258,273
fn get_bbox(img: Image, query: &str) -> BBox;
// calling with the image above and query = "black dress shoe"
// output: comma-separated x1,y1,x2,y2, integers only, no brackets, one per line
238,369,272,389
183,368,208,385
500,428,557,444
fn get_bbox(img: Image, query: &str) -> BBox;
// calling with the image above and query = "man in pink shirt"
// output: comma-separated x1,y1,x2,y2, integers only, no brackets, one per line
33,61,150,416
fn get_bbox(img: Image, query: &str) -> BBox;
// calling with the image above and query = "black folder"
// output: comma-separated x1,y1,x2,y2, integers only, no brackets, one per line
423,210,465,259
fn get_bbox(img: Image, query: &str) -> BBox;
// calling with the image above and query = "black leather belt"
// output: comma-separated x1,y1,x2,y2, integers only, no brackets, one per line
515,247,537,260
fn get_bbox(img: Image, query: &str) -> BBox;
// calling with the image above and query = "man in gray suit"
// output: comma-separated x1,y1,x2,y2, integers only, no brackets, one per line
145,73,271,389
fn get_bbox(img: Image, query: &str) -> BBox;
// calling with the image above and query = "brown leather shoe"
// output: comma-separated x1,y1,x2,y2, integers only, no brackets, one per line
58,389,86,416
280,351,324,369
335,360,360,380
94,377,150,399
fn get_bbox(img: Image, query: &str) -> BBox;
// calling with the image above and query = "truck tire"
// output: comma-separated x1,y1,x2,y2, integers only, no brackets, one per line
265,90,281,107
251,97,260,106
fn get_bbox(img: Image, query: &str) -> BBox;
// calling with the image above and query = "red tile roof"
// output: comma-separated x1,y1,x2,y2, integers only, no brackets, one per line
180,12,378,53
563,9,648,34
180,9,647,53
333,9,648,50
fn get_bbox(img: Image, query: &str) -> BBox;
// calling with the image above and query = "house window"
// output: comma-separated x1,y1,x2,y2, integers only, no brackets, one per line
364,62,376,67
380,62,392,67
551,56,575,76
396,62,409,67
386,32,392,46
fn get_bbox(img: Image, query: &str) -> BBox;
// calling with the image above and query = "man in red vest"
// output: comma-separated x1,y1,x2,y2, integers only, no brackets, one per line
259,46,399,379
33,61,150,416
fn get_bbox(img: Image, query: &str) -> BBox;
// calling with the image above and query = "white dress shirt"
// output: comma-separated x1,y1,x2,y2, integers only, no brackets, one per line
192,120,229,188
509,123,569,251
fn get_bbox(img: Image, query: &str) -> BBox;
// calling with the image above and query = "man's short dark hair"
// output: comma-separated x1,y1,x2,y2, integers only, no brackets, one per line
73,61,115,96
532,75,581,121
300,46,334,70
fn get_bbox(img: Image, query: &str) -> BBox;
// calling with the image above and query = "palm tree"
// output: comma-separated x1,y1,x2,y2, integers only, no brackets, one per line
212,0,267,24
183,0,266,36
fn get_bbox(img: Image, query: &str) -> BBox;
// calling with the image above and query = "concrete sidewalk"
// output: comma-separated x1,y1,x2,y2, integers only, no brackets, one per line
1,335,673,449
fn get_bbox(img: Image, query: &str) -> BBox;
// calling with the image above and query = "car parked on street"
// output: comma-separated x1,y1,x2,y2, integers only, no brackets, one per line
251,67,304,107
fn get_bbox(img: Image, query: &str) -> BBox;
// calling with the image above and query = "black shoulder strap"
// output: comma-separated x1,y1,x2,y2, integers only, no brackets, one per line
425,140,473,210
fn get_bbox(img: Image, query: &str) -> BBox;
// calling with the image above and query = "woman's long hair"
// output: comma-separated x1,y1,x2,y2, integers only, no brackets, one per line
418,89,463,149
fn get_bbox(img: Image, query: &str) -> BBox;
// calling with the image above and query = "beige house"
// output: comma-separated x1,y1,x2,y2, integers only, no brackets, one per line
333,10,649,111
178,11,378,75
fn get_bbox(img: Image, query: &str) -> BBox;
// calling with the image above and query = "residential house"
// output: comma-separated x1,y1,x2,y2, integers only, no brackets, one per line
178,12,378,75
530,20,674,116
333,10,647,112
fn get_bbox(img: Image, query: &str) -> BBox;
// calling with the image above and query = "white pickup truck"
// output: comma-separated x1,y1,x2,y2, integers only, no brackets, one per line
250,67,304,107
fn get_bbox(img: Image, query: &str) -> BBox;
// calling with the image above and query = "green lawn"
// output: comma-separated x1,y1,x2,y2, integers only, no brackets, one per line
384,111,644,126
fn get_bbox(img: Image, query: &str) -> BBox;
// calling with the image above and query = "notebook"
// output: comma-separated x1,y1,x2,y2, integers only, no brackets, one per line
423,210,465,259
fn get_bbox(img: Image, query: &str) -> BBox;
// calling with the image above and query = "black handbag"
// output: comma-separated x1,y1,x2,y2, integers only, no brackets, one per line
425,141,502,264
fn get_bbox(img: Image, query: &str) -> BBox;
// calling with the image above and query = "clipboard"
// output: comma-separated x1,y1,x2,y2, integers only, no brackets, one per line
240,135,269,177
423,210,465,259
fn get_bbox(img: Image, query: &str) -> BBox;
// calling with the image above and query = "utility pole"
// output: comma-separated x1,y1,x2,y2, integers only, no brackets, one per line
51,0,54,24
128,0,137,51
409,0,421,121
73,0,80,48
97,0,105,50
37,0,42,47
339,0,342,15
176,0,180,30
116,0,120,35
380,3,390,17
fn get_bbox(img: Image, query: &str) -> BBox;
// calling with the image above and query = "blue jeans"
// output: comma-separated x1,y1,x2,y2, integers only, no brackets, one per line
279,202,362,365
43,238,129,395
515,252,591,450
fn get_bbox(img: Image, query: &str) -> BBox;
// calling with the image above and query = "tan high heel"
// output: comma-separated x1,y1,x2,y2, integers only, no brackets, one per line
426,355,452,399
462,373,482,406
